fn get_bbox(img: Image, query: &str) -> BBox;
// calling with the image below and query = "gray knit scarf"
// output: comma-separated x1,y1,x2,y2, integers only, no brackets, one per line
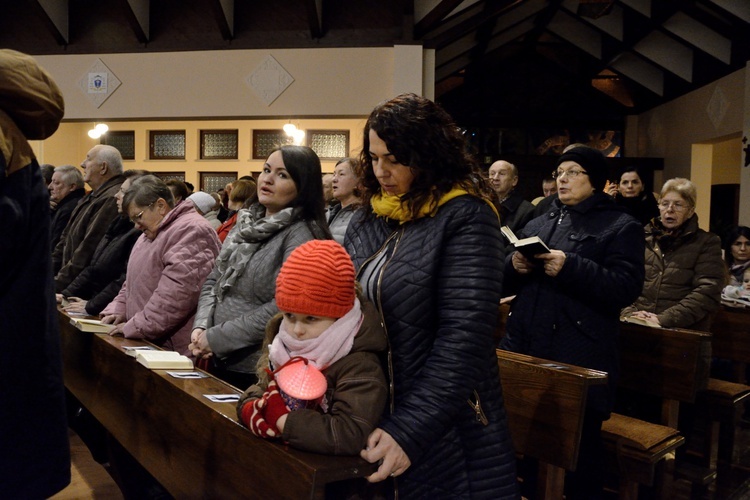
212,204,298,300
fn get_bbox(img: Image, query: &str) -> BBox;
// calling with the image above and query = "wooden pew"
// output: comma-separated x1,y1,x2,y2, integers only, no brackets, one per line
711,305,750,384
496,349,607,499
618,321,711,428
59,309,377,499
615,321,714,497
698,305,750,484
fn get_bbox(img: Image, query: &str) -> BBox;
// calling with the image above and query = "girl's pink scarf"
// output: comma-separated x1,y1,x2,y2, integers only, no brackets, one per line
269,298,364,371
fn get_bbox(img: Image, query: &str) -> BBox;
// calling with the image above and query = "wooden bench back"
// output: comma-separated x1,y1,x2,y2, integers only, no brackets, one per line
496,349,607,471
59,310,376,499
711,306,750,364
618,322,711,404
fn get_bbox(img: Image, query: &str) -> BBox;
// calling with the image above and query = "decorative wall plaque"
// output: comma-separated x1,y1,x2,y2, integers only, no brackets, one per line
246,55,294,106
707,86,729,130
77,58,122,108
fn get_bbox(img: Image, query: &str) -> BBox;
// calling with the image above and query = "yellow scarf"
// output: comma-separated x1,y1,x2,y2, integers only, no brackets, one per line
370,187,499,224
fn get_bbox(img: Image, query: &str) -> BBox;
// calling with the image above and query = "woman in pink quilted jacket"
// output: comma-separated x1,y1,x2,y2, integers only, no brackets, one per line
100,175,221,355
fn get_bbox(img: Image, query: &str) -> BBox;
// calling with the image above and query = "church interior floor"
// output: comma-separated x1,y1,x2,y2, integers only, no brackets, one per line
50,429,123,500
52,423,750,500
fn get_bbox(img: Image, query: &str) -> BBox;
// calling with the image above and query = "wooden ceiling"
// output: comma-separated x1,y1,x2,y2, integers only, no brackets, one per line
1,0,748,128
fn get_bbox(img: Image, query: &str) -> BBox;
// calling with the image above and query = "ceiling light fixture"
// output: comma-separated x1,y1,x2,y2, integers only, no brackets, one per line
87,123,109,139
283,121,305,145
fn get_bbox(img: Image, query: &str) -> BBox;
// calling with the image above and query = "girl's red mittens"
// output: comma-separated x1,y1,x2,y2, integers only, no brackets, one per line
239,381,290,439
262,383,291,431
241,397,277,438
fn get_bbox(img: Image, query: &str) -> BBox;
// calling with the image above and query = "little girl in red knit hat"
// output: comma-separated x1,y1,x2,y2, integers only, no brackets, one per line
237,239,388,455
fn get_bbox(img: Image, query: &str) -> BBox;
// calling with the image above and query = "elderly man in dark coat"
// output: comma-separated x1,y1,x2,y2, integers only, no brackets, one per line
0,49,71,498
49,164,85,249
52,144,125,291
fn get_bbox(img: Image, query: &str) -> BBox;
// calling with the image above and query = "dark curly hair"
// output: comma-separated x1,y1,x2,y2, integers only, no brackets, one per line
724,225,750,266
359,93,492,217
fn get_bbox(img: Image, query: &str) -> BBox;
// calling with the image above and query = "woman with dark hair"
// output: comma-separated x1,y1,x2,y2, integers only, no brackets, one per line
327,157,362,244
724,225,750,286
165,178,189,204
216,178,257,242
100,175,221,354
346,94,518,498
606,165,659,225
190,145,330,388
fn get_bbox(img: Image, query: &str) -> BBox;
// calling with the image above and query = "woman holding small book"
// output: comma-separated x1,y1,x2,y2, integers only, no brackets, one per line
499,146,645,498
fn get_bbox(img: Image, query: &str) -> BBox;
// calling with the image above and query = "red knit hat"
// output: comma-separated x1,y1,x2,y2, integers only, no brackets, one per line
276,240,355,319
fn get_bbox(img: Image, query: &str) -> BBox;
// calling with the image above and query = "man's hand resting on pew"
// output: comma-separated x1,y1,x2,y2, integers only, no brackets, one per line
63,297,88,315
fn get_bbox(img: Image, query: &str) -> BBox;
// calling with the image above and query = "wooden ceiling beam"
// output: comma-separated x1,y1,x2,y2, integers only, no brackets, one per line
123,0,150,43
34,0,68,45
414,0,467,39
305,0,323,39
209,0,234,40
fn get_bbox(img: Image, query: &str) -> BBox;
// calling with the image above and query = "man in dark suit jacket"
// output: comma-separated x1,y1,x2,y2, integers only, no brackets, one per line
489,160,535,233
52,144,125,292
49,164,85,249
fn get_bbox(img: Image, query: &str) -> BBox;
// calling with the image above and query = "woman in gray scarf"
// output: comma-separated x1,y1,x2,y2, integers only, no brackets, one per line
190,146,330,388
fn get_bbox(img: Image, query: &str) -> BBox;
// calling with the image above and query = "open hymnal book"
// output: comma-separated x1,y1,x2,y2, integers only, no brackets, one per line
70,317,112,333
620,315,662,328
500,225,551,259
135,350,193,370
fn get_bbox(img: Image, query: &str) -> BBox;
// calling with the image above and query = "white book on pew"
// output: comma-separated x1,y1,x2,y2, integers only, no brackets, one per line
70,317,112,333
135,350,193,370
620,315,662,328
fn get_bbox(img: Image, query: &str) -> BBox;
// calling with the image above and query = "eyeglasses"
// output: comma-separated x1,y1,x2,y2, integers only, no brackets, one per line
130,202,153,224
658,201,689,212
552,169,588,180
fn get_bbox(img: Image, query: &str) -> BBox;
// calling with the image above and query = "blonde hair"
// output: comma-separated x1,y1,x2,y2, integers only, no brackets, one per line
660,178,696,209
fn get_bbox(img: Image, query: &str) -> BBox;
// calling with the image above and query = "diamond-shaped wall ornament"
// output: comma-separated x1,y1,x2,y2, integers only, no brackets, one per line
706,85,729,130
246,55,294,106
77,58,121,108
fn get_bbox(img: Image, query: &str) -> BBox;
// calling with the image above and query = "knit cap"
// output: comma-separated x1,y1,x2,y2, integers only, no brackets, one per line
276,240,355,319
187,191,216,214
556,146,609,191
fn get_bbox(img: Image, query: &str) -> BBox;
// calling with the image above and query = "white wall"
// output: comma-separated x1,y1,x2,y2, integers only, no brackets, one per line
634,65,748,226
34,48,401,120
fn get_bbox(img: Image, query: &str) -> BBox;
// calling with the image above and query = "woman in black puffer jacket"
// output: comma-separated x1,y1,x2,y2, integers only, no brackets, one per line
501,146,645,499
346,93,518,499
